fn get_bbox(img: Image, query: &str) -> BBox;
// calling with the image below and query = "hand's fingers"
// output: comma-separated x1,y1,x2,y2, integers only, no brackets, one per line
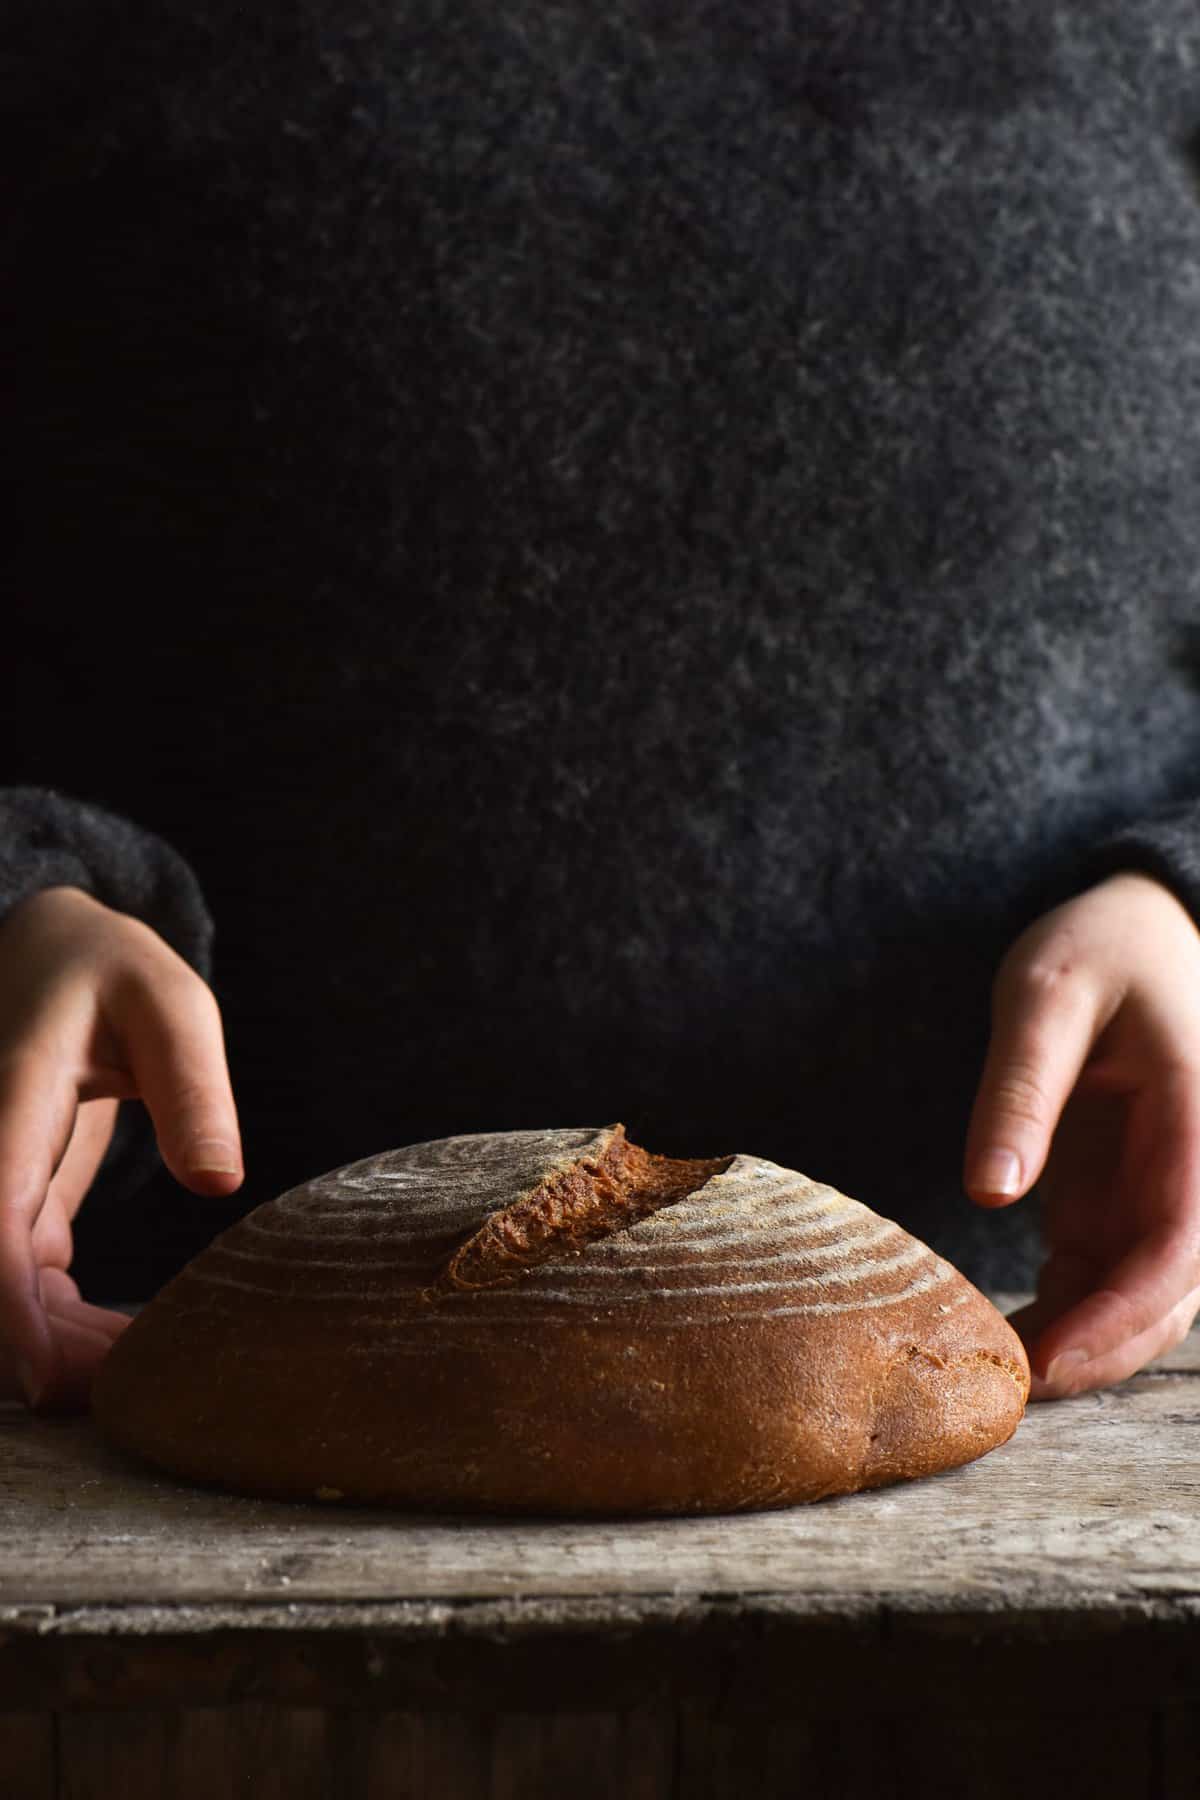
964,955,1105,1207
3,1268,130,1411
0,1302,116,1410
38,1266,131,1344
22,1101,123,1277
0,1268,130,1409
43,1095,121,1228
1028,1280,1200,1400
27,1318,115,1413
29,1191,73,1272
103,968,244,1194
20,1097,123,1282
1023,1071,1200,1380
0,1052,86,1389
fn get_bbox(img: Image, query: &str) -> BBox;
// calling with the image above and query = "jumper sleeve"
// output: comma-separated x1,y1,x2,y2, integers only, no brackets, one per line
1077,799,1200,927
0,784,216,1205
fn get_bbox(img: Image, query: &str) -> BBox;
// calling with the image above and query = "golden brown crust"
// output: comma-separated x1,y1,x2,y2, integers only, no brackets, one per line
92,1126,1030,1515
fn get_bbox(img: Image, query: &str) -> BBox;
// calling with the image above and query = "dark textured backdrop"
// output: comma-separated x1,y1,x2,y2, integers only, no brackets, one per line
6,2,1200,1298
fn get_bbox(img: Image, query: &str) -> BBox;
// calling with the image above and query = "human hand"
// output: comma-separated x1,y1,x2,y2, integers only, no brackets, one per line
964,871,1200,1400
0,885,243,1412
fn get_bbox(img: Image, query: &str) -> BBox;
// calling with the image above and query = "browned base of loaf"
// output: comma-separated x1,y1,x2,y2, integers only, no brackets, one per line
92,1126,1030,1515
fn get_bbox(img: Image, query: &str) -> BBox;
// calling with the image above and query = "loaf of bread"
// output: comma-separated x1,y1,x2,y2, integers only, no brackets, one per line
92,1124,1030,1514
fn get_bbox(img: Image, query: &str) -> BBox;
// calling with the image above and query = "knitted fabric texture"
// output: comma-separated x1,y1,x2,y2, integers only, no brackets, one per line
5,1,1200,1293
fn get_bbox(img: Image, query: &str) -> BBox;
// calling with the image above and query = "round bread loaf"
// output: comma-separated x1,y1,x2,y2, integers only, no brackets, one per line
92,1124,1030,1514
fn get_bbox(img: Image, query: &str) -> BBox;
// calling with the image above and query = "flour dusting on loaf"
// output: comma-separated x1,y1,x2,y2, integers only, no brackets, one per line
92,1125,1031,1515
173,1123,964,1323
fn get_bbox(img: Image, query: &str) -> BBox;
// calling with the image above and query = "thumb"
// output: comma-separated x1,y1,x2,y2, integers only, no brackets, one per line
964,962,1101,1207
106,970,244,1194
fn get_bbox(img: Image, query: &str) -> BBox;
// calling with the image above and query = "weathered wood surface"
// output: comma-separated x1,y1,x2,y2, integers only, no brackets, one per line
4,1294,1200,1726
2,1296,1198,1624
2,1282,1198,1791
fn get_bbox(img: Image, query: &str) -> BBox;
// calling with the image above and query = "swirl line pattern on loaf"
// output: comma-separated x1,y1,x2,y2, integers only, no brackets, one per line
227,1190,887,1256
216,1212,906,1277
177,1129,965,1328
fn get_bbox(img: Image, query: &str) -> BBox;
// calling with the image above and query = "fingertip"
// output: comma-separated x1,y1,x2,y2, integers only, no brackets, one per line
184,1163,245,1197
966,1147,1025,1205
1018,1339,1090,1399
964,1159,1029,1216
29,1318,121,1415
16,1356,44,1410
0,1240,57,1394
1042,1346,1091,1389
117,981,244,1201
155,1134,243,1195
16,1327,61,1410
968,1186,1023,1212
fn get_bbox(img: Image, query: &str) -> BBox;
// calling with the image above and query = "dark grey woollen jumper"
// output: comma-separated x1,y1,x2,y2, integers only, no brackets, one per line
6,2,1200,1298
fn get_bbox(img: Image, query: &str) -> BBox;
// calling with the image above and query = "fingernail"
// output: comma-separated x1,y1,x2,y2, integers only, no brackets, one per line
17,1359,43,1410
972,1148,1022,1197
188,1140,242,1174
1044,1348,1090,1390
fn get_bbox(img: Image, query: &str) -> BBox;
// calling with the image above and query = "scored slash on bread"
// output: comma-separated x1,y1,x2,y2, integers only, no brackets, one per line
92,1124,1031,1515
434,1124,732,1293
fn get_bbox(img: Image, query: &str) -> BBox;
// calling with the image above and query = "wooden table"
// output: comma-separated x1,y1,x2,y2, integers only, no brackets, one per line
3,1296,1200,1799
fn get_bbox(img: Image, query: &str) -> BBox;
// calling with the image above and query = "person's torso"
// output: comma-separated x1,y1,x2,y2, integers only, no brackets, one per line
9,0,1200,1281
